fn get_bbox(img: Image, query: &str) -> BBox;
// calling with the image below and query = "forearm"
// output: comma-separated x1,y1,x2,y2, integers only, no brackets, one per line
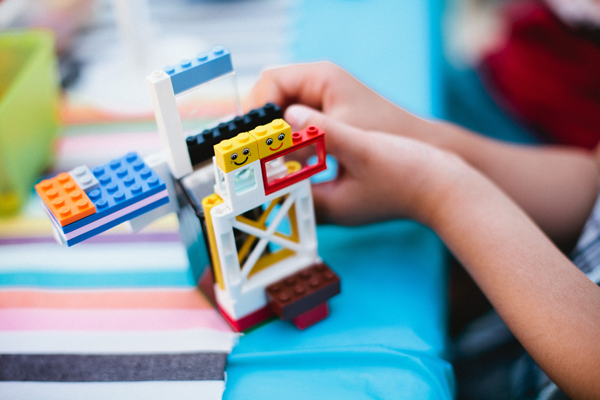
427,161,600,399
418,120,600,249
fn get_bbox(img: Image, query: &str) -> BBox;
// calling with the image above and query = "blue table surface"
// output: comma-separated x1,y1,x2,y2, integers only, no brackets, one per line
226,1,454,398
226,222,453,399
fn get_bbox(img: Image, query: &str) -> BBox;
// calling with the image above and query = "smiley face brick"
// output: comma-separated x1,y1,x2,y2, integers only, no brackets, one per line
249,119,293,159
214,132,259,173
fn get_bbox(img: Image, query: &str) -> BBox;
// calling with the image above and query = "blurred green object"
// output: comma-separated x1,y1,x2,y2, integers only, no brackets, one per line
0,30,60,216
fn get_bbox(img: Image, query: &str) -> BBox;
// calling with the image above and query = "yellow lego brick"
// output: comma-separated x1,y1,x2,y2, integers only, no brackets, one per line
201,193,226,290
249,119,293,159
214,132,259,173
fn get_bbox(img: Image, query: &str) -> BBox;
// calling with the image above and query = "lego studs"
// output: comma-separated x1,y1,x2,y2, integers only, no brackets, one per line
35,173,96,226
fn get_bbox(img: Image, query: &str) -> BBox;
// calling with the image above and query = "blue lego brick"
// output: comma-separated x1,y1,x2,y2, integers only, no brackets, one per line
186,103,283,166
58,152,166,234
63,196,170,246
164,46,233,95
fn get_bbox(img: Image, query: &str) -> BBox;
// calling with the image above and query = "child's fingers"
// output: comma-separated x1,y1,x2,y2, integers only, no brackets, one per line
246,63,339,113
284,104,365,165
284,104,367,224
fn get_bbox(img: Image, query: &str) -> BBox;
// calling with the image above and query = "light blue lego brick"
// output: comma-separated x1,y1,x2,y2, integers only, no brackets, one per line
64,196,170,247
69,165,100,193
58,152,166,234
164,46,233,95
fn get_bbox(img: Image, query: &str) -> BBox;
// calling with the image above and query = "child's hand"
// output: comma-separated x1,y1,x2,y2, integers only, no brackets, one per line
248,62,424,137
285,105,466,226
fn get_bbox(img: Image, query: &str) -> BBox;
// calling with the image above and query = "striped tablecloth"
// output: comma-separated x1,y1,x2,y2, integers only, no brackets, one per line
0,132,239,400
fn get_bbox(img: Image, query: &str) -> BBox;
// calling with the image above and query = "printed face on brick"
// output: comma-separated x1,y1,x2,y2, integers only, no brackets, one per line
250,119,293,159
214,132,259,173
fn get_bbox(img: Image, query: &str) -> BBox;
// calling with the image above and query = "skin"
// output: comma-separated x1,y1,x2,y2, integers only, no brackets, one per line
248,63,600,399
249,62,600,251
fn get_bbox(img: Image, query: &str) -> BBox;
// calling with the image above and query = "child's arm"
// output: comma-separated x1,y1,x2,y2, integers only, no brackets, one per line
250,63,600,250
296,106,600,399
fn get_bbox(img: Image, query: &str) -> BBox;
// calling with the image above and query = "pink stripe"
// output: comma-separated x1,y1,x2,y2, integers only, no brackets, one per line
0,309,232,332
0,289,212,309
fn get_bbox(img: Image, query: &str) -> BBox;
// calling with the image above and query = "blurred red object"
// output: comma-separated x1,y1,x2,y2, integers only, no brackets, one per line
481,1,600,149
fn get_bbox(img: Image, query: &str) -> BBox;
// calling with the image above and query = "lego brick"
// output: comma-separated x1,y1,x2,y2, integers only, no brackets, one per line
213,158,266,214
163,46,234,95
147,70,193,179
266,262,340,321
125,152,180,232
180,161,216,213
248,119,293,159
50,191,169,246
52,152,167,234
69,165,100,193
261,125,327,195
186,102,283,167
202,193,226,290
35,173,96,227
217,303,274,333
291,302,329,330
214,132,259,173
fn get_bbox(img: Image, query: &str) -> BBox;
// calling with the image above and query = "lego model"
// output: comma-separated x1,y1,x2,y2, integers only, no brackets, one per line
36,152,168,247
198,120,336,332
36,46,340,332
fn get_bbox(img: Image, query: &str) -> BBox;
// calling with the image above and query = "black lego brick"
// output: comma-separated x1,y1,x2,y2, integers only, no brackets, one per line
187,102,283,166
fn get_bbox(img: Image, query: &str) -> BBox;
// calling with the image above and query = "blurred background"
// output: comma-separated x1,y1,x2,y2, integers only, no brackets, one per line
2,0,600,216
2,2,600,398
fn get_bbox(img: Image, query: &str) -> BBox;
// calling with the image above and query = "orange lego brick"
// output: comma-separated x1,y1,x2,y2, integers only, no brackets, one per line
35,172,96,227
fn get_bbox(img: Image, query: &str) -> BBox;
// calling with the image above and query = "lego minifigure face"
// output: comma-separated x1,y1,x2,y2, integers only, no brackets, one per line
250,119,293,159
214,132,259,173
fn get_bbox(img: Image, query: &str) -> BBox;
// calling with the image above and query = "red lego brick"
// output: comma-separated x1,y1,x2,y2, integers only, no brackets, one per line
218,304,274,333
265,262,340,321
35,172,96,227
260,125,327,195
291,302,330,330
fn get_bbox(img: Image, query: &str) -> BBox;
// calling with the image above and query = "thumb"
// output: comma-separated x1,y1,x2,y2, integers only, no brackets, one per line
284,104,363,163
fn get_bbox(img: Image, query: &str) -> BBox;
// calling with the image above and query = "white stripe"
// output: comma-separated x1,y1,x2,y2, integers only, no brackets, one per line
0,381,224,400
0,242,188,272
63,190,169,240
0,329,240,354
0,287,198,294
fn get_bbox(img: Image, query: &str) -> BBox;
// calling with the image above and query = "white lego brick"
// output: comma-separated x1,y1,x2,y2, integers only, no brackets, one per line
208,181,321,320
180,161,215,207
213,158,266,214
125,152,180,232
51,223,66,246
147,70,193,179
214,253,319,319
69,165,100,193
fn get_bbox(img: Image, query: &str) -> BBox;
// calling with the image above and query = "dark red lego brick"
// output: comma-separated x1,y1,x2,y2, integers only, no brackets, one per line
265,262,340,321
291,302,329,330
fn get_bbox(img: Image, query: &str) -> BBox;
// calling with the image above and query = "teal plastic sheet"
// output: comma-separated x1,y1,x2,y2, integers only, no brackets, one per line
225,1,454,398
226,222,454,399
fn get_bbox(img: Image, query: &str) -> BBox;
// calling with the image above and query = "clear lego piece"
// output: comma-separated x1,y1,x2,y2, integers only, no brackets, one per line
175,72,242,140
233,166,256,195
264,142,319,185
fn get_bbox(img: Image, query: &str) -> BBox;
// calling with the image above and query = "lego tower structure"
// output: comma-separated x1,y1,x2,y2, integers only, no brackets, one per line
145,46,340,332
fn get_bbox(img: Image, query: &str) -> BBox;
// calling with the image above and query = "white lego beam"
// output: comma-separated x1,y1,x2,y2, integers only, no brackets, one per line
147,70,193,179
125,152,180,232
